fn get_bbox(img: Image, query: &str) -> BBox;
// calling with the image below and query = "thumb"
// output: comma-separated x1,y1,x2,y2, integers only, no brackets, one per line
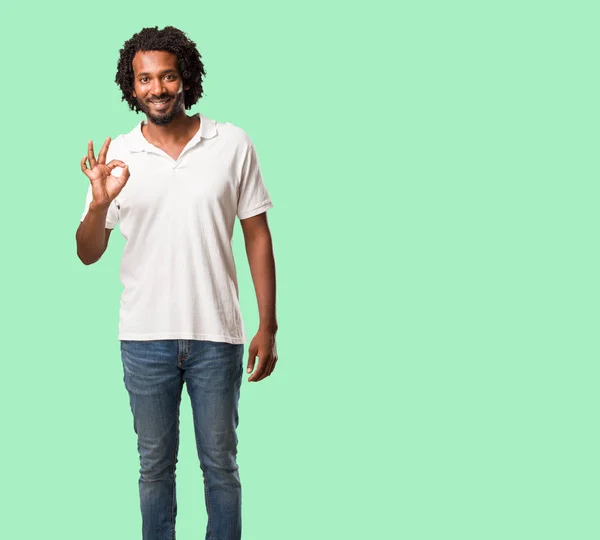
120,164,131,184
246,348,257,373
107,159,127,172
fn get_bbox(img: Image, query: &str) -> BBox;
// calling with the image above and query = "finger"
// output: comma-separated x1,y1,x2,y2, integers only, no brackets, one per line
106,159,127,170
266,343,278,376
111,166,130,193
246,347,257,375
80,156,89,173
261,355,276,380
267,356,278,376
248,358,261,381
120,164,131,183
247,359,256,379
257,355,274,380
114,165,131,188
97,137,111,165
250,355,270,382
87,140,97,168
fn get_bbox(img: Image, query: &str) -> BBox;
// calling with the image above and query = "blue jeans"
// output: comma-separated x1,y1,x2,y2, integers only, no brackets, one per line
120,339,244,540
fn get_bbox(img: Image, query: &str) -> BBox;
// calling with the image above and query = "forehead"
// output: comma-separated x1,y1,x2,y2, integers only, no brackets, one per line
132,50,179,74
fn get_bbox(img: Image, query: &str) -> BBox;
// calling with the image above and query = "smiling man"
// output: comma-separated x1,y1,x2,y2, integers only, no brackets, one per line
75,26,278,540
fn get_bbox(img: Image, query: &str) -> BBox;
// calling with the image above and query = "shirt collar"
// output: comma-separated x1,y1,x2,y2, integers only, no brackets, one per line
125,113,217,153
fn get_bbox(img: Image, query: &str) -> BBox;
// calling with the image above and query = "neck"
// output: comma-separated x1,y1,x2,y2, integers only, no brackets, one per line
143,109,199,144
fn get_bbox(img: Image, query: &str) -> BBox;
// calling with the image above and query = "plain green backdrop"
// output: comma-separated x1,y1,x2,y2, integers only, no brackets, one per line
0,0,598,538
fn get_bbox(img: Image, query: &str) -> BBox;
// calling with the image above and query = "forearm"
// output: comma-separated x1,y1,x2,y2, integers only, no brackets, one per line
244,232,278,332
76,201,110,265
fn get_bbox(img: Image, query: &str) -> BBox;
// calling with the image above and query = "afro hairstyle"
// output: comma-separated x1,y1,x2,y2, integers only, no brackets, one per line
115,26,206,113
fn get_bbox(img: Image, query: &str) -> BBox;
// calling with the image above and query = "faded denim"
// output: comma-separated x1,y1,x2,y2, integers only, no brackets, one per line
120,339,244,540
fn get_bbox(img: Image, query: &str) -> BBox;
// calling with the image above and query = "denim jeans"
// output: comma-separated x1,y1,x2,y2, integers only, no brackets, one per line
120,339,244,540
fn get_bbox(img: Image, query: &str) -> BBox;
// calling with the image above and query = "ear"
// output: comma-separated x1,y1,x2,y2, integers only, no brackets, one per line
132,89,137,98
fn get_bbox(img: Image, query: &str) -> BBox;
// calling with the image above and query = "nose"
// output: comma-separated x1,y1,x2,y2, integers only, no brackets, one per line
150,78,166,97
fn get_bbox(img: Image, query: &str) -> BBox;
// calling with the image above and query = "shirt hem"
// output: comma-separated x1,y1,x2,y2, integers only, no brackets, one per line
118,332,246,344
79,218,116,229
238,201,273,220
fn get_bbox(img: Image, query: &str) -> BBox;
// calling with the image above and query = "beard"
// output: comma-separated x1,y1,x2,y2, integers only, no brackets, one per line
136,90,185,126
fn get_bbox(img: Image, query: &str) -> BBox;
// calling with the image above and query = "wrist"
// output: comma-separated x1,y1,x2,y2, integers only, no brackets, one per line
259,322,278,334
89,200,111,213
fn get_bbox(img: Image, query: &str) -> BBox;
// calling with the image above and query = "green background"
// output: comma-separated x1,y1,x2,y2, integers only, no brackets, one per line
1,1,597,538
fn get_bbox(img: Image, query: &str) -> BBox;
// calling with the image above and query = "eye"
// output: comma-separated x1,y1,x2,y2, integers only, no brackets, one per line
140,77,149,83
165,74,175,80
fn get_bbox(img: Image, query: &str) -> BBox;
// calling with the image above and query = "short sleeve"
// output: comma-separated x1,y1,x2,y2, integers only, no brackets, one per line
237,141,273,220
80,184,119,229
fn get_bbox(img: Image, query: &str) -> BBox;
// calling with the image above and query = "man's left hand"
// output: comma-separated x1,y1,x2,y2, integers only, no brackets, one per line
246,330,278,382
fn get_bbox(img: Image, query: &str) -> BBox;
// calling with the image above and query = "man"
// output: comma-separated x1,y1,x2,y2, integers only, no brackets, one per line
75,26,278,540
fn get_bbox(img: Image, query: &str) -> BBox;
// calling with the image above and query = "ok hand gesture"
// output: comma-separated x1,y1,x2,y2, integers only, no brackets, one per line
81,137,130,207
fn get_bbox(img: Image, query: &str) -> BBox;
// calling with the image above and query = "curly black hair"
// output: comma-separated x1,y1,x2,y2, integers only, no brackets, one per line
115,26,206,113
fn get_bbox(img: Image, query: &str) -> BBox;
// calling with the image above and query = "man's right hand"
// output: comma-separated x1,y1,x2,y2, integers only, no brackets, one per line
81,137,130,207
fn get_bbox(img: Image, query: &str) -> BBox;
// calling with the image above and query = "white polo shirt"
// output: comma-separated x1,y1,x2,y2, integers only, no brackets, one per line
80,113,273,344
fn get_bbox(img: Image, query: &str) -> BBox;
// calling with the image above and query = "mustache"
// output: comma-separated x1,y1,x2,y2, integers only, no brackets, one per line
148,95,173,102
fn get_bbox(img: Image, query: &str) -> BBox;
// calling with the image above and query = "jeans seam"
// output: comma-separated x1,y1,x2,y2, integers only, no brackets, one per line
177,340,190,368
203,458,215,540
170,375,184,540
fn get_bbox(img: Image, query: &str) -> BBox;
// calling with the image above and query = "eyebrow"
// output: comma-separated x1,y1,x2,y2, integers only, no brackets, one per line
135,69,178,77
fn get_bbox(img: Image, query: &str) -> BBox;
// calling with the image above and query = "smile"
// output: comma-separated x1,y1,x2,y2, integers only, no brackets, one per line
149,98,171,109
